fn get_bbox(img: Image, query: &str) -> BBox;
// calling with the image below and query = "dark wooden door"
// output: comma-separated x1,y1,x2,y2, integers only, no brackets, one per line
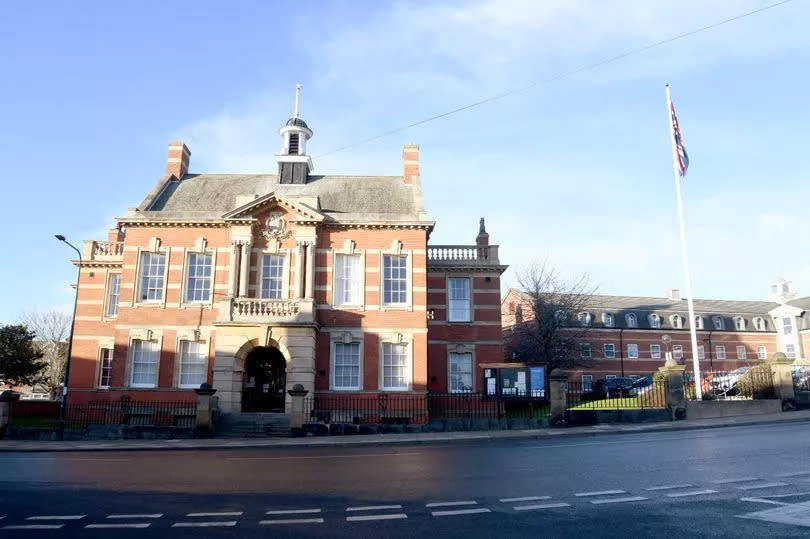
242,348,286,412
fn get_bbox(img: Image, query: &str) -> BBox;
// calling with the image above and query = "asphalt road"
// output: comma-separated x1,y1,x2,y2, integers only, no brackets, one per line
2,423,810,538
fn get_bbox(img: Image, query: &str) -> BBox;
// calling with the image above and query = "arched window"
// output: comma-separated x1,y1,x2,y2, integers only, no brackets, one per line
670,315,683,329
734,316,746,331
602,313,615,328
578,312,592,327
694,316,703,330
648,314,661,329
753,317,766,331
625,313,637,328
712,316,724,330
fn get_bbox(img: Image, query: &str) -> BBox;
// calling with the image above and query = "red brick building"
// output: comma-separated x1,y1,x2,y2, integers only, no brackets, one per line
502,279,809,391
66,103,506,417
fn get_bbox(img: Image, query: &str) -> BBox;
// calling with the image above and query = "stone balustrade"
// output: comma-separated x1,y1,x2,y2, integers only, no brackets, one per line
427,244,501,266
82,240,125,261
217,297,315,325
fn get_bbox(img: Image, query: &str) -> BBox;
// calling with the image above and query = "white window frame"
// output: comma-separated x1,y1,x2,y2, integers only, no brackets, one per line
757,345,767,360
580,343,592,359
694,316,704,330
713,316,724,330
602,313,614,328
380,340,411,391
449,348,474,393
650,344,662,360
734,317,746,331
331,334,363,391
183,251,215,305
603,343,616,359
448,277,472,322
627,343,639,359
135,250,168,304
582,374,593,393
260,253,287,299
176,339,209,389
697,345,705,360
785,343,796,359
105,272,121,318
753,317,766,331
625,313,637,328
736,345,746,360
649,314,661,329
128,336,161,388
716,345,726,360
670,315,683,329
98,347,114,389
782,316,794,335
333,251,364,308
672,344,683,359
381,253,409,307
578,312,592,327
605,374,617,379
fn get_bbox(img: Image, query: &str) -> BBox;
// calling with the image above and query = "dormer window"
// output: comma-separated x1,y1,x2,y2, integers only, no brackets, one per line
578,312,592,327
670,315,683,329
734,317,746,331
602,313,614,328
694,316,703,330
753,317,766,331
712,316,724,330
625,313,637,328
648,314,661,329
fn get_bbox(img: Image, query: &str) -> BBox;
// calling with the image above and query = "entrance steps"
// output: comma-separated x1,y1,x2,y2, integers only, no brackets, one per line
215,412,291,438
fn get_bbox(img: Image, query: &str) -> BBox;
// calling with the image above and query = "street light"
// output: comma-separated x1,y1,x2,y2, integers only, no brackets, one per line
661,334,673,363
55,235,81,441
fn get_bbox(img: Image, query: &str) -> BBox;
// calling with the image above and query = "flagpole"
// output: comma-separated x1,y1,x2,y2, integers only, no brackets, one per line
666,84,703,400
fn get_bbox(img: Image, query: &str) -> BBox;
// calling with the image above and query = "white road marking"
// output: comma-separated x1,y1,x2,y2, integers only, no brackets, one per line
346,505,403,512
171,521,238,527
186,511,243,517
431,508,491,517
645,484,694,491
346,513,408,521
752,491,810,499
6,458,130,462
260,518,325,524
740,497,789,506
426,501,478,507
499,496,551,503
3,525,65,530
575,490,626,497
590,496,648,505
712,477,760,484
106,514,163,519
666,489,719,498
514,503,571,511
266,509,322,515
226,452,421,461
26,515,85,520
737,482,789,491
86,523,151,529
776,471,810,478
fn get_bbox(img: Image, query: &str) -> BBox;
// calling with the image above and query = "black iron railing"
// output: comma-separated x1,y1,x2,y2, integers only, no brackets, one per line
685,368,775,400
567,379,669,410
9,398,197,429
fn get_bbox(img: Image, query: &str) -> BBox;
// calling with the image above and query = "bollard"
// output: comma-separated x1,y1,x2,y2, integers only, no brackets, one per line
194,384,218,437
768,352,796,408
549,369,568,426
658,359,686,420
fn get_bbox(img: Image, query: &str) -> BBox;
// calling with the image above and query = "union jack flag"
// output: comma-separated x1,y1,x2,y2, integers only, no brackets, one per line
670,102,689,176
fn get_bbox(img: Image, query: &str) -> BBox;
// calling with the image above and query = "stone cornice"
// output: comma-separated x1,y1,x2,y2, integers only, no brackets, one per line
73,259,123,268
117,218,233,228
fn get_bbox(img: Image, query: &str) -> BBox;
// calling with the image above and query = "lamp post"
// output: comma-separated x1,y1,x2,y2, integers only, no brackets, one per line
55,235,81,441
661,334,673,363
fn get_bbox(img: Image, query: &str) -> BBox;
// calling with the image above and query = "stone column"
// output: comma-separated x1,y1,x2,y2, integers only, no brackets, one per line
193,385,218,437
305,242,315,300
238,241,252,297
768,352,796,405
227,242,239,297
287,384,310,434
0,390,20,439
549,368,568,426
658,359,687,419
294,242,304,299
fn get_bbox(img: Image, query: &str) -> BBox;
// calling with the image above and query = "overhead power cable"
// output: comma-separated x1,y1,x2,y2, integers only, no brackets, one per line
315,0,793,159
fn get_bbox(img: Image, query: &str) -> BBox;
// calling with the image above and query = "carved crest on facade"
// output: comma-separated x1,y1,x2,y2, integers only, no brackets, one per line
261,211,291,240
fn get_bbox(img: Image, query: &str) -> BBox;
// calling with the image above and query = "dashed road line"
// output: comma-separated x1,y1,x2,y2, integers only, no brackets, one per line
266,509,322,515
737,482,789,491
645,484,694,491
186,511,243,517
776,471,810,478
426,501,478,508
740,497,789,506
86,523,151,529
106,514,163,519
514,503,571,511
666,489,719,498
590,496,648,505
712,477,760,484
172,521,238,528
2,525,65,530
431,508,491,517
26,515,86,520
346,513,408,522
346,505,403,512
499,496,551,503
575,490,626,497
260,518,325,525
226,452,421,461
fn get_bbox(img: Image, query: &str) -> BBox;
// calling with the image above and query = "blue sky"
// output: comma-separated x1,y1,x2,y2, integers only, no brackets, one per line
1,0,808,323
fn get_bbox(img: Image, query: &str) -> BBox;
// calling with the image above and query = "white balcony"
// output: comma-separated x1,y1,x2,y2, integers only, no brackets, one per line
427,244,502,268
81,240,125,262
216,297,316,325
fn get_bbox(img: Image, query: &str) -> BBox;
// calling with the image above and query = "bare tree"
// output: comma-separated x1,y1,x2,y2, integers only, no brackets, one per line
20,311,71,398
506,263,598,371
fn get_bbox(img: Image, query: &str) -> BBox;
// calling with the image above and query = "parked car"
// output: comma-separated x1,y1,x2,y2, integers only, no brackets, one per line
629,376,653,396
705,367,750,396
595,377,637,398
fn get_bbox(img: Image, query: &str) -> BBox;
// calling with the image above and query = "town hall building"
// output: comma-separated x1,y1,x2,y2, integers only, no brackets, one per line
66,94,507,417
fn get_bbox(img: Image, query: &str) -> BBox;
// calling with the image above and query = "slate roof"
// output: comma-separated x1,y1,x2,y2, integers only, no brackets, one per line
132,173,428,224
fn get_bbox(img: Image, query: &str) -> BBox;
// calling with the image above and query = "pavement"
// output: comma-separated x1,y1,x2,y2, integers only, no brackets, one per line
3,420,810,537
2,408,810,452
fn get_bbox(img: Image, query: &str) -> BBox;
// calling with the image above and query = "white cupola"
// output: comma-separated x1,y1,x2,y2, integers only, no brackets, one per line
276,83,314,184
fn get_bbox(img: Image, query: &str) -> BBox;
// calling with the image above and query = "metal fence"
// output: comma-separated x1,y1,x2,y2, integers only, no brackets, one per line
685,368,775,400
305,392,551,425
9,398,197,430
567,379,669,410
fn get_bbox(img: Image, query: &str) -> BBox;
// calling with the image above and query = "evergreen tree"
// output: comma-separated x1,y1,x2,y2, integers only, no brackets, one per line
0,324,47,387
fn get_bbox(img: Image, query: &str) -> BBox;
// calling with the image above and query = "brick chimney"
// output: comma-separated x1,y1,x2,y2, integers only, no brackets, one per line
166,141,191,179
476,217,489,257
403,144,419,185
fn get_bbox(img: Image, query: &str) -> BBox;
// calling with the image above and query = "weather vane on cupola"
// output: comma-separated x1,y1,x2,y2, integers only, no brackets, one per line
294,83,302,119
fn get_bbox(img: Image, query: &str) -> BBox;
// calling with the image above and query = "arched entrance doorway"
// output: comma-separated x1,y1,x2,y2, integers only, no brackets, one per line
242,346,287,412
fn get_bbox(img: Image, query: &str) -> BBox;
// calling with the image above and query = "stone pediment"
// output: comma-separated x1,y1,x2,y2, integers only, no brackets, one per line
222,192,326,223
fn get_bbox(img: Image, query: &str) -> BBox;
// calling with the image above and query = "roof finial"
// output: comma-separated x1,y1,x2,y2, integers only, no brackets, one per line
294,83,302,119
